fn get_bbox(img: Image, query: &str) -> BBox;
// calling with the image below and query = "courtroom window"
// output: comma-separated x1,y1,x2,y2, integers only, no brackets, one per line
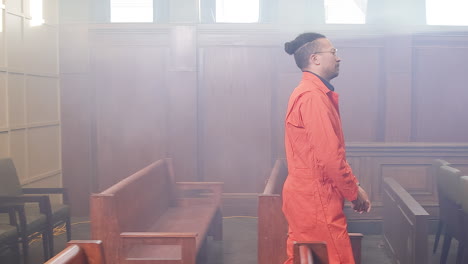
325,0,366,24
30,0,45,26
216,0,259,23
426,0,468,25
111,0,153,23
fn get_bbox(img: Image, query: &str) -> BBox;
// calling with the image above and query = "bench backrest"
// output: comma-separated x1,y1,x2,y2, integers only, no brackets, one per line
45,240,105,264
263,159,288,195
258,159,288,264
90,159,175,263
92,159,174,231
383,177,429,264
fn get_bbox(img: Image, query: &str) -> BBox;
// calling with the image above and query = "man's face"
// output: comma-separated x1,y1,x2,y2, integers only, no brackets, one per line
314,38,341,81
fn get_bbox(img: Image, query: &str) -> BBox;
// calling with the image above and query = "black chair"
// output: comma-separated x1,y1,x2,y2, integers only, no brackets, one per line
459,176,468,264
438,165,464,264
432,159,450,254
0,207,21,264
0,157,71,261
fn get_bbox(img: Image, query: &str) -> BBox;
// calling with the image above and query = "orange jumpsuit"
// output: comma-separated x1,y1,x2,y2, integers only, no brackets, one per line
283,72,358,264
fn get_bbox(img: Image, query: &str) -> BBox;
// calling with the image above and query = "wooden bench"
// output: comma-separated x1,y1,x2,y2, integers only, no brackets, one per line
258,159,363,264
382,177,429,264
90,158,223,264
45,240,105,264
293,242,329,264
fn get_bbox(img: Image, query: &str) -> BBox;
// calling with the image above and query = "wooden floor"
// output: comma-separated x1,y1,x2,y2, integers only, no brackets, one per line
0,217,459,264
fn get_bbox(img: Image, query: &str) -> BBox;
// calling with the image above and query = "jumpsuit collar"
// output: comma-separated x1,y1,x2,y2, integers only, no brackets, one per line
302,71,335,92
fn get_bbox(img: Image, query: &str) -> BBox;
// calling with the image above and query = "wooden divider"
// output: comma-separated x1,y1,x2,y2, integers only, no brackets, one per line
383,177,429,264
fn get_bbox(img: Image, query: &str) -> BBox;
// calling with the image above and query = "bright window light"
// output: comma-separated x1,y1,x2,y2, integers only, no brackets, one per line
30,0,44,26
0,4,4,32
325,0,366,24
426,0,468,26
216,0,259,23
111,0,153,23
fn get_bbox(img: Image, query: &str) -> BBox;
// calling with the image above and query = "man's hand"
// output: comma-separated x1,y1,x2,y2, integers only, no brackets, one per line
351,186,371,213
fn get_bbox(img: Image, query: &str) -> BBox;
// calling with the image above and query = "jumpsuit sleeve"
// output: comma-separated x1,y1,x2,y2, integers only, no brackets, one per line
300,94,358,202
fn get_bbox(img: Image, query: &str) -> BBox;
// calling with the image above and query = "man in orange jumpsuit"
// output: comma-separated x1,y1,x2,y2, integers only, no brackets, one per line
282,32,371,264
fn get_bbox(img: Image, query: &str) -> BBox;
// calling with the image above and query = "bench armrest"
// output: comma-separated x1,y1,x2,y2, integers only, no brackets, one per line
120,232,197,263
22,188,69,204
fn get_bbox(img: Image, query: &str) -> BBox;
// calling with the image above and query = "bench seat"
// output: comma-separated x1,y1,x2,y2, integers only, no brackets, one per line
91,158,223,264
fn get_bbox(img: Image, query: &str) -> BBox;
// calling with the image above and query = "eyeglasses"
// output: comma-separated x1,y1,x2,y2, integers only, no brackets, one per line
314,48,338,56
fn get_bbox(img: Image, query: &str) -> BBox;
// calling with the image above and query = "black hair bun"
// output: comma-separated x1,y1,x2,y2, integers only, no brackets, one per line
284,32,326,55
284,41,298,55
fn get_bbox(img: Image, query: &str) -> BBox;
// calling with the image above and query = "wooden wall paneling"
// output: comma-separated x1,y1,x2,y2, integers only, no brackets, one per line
168,25,198,182
199,45,273,193
344,143,468,222
412,33,468,142
61,75,94,216
332,43,383,142
382,34,413,142
60,21,93,215
90,27,170,190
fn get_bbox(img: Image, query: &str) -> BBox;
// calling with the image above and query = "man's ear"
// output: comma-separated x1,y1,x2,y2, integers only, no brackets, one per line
310,54,320,65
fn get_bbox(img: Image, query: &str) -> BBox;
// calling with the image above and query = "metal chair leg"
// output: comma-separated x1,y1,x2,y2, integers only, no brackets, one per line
434,220,444,254
66,218,72,241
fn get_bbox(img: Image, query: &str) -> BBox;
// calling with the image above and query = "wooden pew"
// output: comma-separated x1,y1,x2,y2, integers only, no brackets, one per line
45,240,105,264
258,159,363,264
293,242,329,264
459,176,468,263
382,177,429,264
90,158,223,264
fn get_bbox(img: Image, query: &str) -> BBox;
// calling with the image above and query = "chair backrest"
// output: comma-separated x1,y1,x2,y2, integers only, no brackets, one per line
460,176,468,214
91,158,175,232
0,158,23,196
439,165,463,203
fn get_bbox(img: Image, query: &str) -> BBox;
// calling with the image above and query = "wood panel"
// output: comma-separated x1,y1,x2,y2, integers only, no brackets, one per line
167,26,198,182
412,33,468,142
383,177,429,264
91,37,170,190
199,46,274,193
333,45,383,142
